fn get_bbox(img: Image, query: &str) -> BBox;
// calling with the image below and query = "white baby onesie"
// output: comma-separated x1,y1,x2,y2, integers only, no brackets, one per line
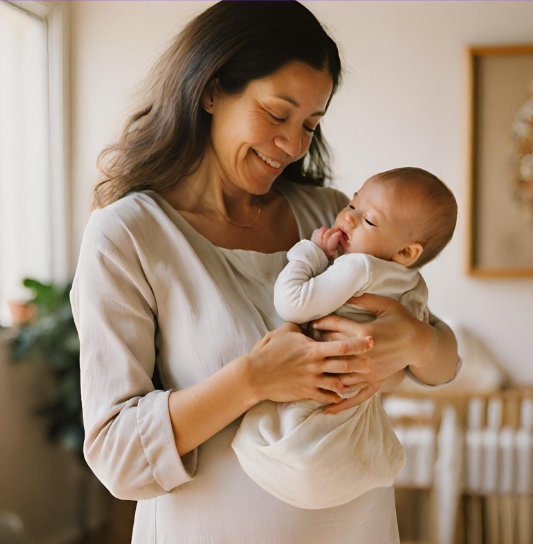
231,240,429,509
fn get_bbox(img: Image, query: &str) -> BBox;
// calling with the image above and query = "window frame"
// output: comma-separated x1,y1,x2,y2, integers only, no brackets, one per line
5,0,71,284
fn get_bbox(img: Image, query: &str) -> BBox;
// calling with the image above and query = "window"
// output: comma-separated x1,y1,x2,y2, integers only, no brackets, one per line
0,1,69,326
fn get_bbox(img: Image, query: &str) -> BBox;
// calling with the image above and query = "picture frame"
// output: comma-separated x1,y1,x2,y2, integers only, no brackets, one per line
466,45,533,277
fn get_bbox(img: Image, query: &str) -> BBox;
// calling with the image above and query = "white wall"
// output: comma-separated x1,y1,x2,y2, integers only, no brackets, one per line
70,1,533,382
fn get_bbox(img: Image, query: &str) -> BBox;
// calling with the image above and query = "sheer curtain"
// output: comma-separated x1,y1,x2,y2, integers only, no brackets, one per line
0,2,53,326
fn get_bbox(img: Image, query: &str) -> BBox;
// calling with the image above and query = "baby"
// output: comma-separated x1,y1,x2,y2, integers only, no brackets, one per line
231,167,458,509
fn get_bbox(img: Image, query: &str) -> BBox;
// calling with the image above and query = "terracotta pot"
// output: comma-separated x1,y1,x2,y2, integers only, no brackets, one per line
7,301,37,327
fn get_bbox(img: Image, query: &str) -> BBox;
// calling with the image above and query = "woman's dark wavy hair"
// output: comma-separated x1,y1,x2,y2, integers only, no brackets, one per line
92,1,342,210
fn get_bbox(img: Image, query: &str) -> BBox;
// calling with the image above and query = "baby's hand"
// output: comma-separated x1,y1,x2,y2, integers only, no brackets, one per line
311,227,342,260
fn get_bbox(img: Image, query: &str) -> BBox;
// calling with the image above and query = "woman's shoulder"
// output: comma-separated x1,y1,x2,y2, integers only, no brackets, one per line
276,179,349,238
82,191,168,256
89,191,162,229
279,180,349,210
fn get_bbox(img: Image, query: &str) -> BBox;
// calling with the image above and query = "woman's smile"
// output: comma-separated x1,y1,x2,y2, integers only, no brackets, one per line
252,148,282,169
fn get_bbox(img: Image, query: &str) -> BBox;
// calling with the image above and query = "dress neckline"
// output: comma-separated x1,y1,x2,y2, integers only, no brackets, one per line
141,180,305,256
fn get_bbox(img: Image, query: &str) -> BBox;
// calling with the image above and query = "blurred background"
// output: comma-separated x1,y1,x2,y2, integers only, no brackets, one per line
1,1,532,543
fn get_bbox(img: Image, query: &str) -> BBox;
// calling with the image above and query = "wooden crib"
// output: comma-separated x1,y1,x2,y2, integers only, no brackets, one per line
383,389,533,544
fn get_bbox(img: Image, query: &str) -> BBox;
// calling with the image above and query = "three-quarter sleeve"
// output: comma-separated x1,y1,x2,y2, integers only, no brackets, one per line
70,221,195,501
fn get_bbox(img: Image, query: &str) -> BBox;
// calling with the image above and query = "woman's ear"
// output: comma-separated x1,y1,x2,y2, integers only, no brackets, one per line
201,79,217,114
391,242,424,267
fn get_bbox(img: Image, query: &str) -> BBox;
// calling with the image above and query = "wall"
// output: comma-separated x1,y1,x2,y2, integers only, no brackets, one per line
70,1,533,381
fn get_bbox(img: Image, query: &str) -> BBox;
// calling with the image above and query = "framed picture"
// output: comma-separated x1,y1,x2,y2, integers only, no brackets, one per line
466,45,533,277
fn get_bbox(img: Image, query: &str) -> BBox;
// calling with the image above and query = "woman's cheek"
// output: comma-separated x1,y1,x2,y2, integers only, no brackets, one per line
300,134,313,156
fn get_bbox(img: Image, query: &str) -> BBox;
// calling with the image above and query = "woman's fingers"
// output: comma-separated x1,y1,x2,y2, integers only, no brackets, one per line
322,357,373,375
323,381,384,415
310,389,343,405
307,326,324,342
320,331,349,343
337,372,372,385
310,313,369,335
319,375,352,395
315,335,374,359
253,321,302,350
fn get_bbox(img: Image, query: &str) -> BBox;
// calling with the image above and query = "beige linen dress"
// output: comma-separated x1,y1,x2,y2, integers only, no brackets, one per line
70,180,401,544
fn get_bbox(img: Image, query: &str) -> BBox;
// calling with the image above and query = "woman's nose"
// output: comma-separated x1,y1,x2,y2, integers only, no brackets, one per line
274,130,302,157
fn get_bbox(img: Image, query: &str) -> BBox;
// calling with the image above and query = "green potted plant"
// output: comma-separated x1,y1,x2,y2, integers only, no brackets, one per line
11,279,83,456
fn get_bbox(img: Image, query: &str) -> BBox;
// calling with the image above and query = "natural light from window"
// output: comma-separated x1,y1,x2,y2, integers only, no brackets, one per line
0,2,52,326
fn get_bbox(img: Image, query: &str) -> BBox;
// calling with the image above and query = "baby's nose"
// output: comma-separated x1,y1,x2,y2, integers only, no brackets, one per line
345,212,356,227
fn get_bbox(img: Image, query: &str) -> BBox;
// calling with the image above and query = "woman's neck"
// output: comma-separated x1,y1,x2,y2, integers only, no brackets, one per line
161,154,263,225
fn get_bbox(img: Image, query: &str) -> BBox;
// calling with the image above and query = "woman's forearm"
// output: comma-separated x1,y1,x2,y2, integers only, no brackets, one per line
381,369,404,392
408,318,459,386
168,355,257,456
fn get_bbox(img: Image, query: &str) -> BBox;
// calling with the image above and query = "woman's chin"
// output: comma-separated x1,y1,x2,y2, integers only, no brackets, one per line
243,169,279,194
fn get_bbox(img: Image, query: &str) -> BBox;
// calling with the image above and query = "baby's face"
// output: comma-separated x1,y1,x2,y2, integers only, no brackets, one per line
334,175,421,260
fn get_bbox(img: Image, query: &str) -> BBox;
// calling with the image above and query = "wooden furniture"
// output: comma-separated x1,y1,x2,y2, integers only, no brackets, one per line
386,389,533,544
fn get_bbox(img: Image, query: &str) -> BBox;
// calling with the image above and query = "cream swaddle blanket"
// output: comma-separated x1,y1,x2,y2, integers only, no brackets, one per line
231,240,429,509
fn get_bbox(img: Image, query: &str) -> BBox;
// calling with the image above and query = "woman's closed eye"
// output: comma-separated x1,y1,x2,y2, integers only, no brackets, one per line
268,111,286,123
267,111,315,134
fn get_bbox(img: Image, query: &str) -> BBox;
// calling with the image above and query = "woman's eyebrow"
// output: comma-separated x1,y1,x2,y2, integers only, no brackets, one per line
273,95,326,117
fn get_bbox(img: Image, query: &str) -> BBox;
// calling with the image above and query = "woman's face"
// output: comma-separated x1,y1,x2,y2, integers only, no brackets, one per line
204,61,334,195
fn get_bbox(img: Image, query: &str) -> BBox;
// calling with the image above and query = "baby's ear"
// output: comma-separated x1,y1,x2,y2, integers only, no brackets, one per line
391,242,423,267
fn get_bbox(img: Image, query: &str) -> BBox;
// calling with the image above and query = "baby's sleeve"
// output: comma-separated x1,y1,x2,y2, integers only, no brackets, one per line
70,218,194,501
274,240,373,323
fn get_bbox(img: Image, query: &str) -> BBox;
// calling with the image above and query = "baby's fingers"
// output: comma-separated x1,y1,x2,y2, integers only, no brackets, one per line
325,231,342,255
311,226,328,245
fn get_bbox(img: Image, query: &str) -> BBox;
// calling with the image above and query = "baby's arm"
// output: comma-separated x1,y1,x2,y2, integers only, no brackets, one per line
274,234,373,324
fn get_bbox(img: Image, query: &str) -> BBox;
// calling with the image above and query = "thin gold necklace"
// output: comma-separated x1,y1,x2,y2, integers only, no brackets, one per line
183,181,262,229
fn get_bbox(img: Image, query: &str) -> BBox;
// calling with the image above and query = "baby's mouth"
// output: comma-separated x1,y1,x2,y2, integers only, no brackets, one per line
339,228,349,242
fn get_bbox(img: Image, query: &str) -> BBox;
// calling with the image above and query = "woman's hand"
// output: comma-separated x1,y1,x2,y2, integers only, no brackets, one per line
245,321,375,406
310,293,445,415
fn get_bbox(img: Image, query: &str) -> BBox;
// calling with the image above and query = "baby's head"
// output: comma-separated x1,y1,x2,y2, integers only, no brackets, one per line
334,167,457,268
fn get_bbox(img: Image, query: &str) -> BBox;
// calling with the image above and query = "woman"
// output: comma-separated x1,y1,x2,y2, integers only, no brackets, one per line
71,3,459,542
